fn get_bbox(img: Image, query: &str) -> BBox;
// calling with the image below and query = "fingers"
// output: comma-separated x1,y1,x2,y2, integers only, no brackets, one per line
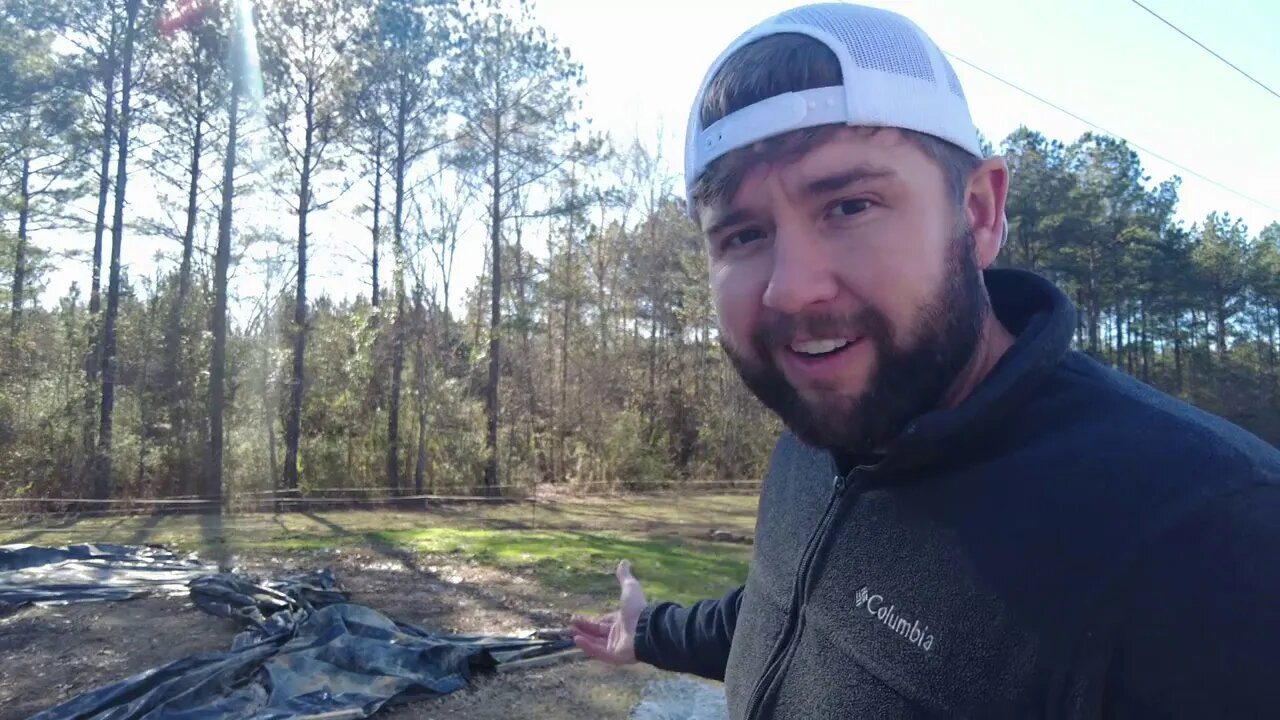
570,614,612,637
573,562,643,667
574,632,619,663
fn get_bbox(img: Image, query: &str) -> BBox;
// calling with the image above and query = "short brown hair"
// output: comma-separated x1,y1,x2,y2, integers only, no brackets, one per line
691,34,983,216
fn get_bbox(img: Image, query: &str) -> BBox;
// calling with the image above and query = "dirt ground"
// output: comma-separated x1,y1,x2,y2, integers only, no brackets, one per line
0,546,677,720
0,596,242,720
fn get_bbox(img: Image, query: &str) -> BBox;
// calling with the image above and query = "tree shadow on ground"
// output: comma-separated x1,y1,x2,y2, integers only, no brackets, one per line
128,512,169,545
270,514,290,535
0,514,87,545
522,496,755,533
0,515,46,531
199,512,231,571
298,511,564,631
426,502,533,530
299,510,348,538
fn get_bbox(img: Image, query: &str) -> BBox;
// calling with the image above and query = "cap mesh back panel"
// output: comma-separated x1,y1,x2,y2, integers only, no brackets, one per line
943,59,965,99
776,5,935,83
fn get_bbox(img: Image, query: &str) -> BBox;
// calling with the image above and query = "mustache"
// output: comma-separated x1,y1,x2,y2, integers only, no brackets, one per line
751,309,889,350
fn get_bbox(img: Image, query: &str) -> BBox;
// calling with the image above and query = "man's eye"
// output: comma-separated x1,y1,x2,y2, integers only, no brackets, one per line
722,228,765,250
830,199,871,217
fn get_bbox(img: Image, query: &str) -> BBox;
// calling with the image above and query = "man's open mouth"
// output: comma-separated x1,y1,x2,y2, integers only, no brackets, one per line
788,337,859,359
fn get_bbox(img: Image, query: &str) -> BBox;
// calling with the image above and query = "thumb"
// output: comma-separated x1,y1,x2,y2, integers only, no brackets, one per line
616,559,647,616
616,560,635,585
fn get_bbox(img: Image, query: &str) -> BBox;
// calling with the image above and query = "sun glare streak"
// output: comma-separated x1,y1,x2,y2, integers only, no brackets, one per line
233,0,265,116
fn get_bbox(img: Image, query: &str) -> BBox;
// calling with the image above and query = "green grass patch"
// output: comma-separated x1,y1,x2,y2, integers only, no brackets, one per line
0,495,758,550
372,527,750,608
0,498,756,611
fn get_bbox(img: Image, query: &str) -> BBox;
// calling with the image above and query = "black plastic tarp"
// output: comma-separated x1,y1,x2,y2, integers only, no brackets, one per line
0,543,216,606
18,546,572,719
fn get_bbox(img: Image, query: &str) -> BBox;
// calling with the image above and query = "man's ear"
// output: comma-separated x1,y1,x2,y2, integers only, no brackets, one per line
965,156,1009,269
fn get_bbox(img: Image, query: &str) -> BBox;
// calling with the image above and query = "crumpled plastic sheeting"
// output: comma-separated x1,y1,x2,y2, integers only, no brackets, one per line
28,558,573,720
0,543,216,606
189,568,350,630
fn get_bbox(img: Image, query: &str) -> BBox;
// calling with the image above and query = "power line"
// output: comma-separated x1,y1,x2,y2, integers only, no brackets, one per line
945,51,1280,214
1128,0,1280,102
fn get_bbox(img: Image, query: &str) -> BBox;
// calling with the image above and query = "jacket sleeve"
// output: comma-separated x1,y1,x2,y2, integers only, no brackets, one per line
1101,483,1280,716
633,584,745,681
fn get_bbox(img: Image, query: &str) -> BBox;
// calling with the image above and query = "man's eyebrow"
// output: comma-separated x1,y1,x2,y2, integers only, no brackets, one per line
704,209,754,238
702,166,896,236
804,166,897,196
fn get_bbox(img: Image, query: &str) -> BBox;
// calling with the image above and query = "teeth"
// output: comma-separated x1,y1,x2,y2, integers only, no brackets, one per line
790,338,850,355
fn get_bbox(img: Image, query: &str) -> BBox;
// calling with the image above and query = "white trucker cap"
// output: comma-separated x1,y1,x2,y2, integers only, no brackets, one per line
684,2,984,217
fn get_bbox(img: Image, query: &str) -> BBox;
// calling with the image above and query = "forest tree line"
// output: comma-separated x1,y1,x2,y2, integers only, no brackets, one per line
1,0,1277,505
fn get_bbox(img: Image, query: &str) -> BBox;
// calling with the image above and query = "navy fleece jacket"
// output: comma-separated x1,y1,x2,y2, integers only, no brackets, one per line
635,268,1280,718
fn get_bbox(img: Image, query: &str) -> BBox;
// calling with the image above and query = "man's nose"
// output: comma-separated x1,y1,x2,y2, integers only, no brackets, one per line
761,228,839,314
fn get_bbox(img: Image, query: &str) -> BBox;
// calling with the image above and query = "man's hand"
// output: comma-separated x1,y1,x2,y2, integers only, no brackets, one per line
571,559,647,664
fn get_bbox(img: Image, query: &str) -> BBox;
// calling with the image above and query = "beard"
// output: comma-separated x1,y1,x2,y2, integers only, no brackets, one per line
721,229,989,455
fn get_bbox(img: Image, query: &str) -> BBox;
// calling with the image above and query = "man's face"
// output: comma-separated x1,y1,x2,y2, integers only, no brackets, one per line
699,127,987,454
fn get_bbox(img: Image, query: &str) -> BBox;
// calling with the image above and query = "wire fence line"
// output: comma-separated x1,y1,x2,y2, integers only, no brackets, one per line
0,479,764,518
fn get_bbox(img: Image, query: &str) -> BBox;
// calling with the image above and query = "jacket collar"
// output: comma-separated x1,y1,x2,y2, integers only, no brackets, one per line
866,268,1077,474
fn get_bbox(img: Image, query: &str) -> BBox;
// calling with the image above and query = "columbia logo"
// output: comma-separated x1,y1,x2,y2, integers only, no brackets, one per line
855,585,935,652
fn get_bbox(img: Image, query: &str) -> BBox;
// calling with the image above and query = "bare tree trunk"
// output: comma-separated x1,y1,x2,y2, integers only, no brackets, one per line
164,90,204,496
559,233,572,482
1215,296,1229,363
1113,304,1122,369
1173,313,1184,393
1140,299,1149,383
209,65,240,507
631,304,639,350
136,288,159,492
440,229,453,322
544,310,558,478
1084,260,1100,355
371,127,383,310
367,129,385,416
472,248,487,351
414,404,428,494
648,314,658,393
173,101,204,367
283,89,317,492
594,223,612,353
1270,305,1280,408
1126,309,1135,376
264,327,279,494
484,123,502,495
412,288,428,495
512,209,541,480
1074,288,1085,349
9,158,30,338
387,297,404,493
386,91,409,495
96,0,142,501
83,14,118,460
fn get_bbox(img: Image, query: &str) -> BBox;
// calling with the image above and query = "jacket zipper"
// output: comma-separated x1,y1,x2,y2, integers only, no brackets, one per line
743,471,852,720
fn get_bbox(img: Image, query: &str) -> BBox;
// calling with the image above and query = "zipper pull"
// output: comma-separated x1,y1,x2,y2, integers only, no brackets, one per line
833,474,847,493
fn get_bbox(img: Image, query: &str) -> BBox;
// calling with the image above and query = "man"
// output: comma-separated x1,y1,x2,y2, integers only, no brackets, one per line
572,3,1280,718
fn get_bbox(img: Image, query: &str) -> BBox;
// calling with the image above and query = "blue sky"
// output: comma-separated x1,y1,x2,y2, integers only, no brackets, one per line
35,0,1280,315
535,0,1278,229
